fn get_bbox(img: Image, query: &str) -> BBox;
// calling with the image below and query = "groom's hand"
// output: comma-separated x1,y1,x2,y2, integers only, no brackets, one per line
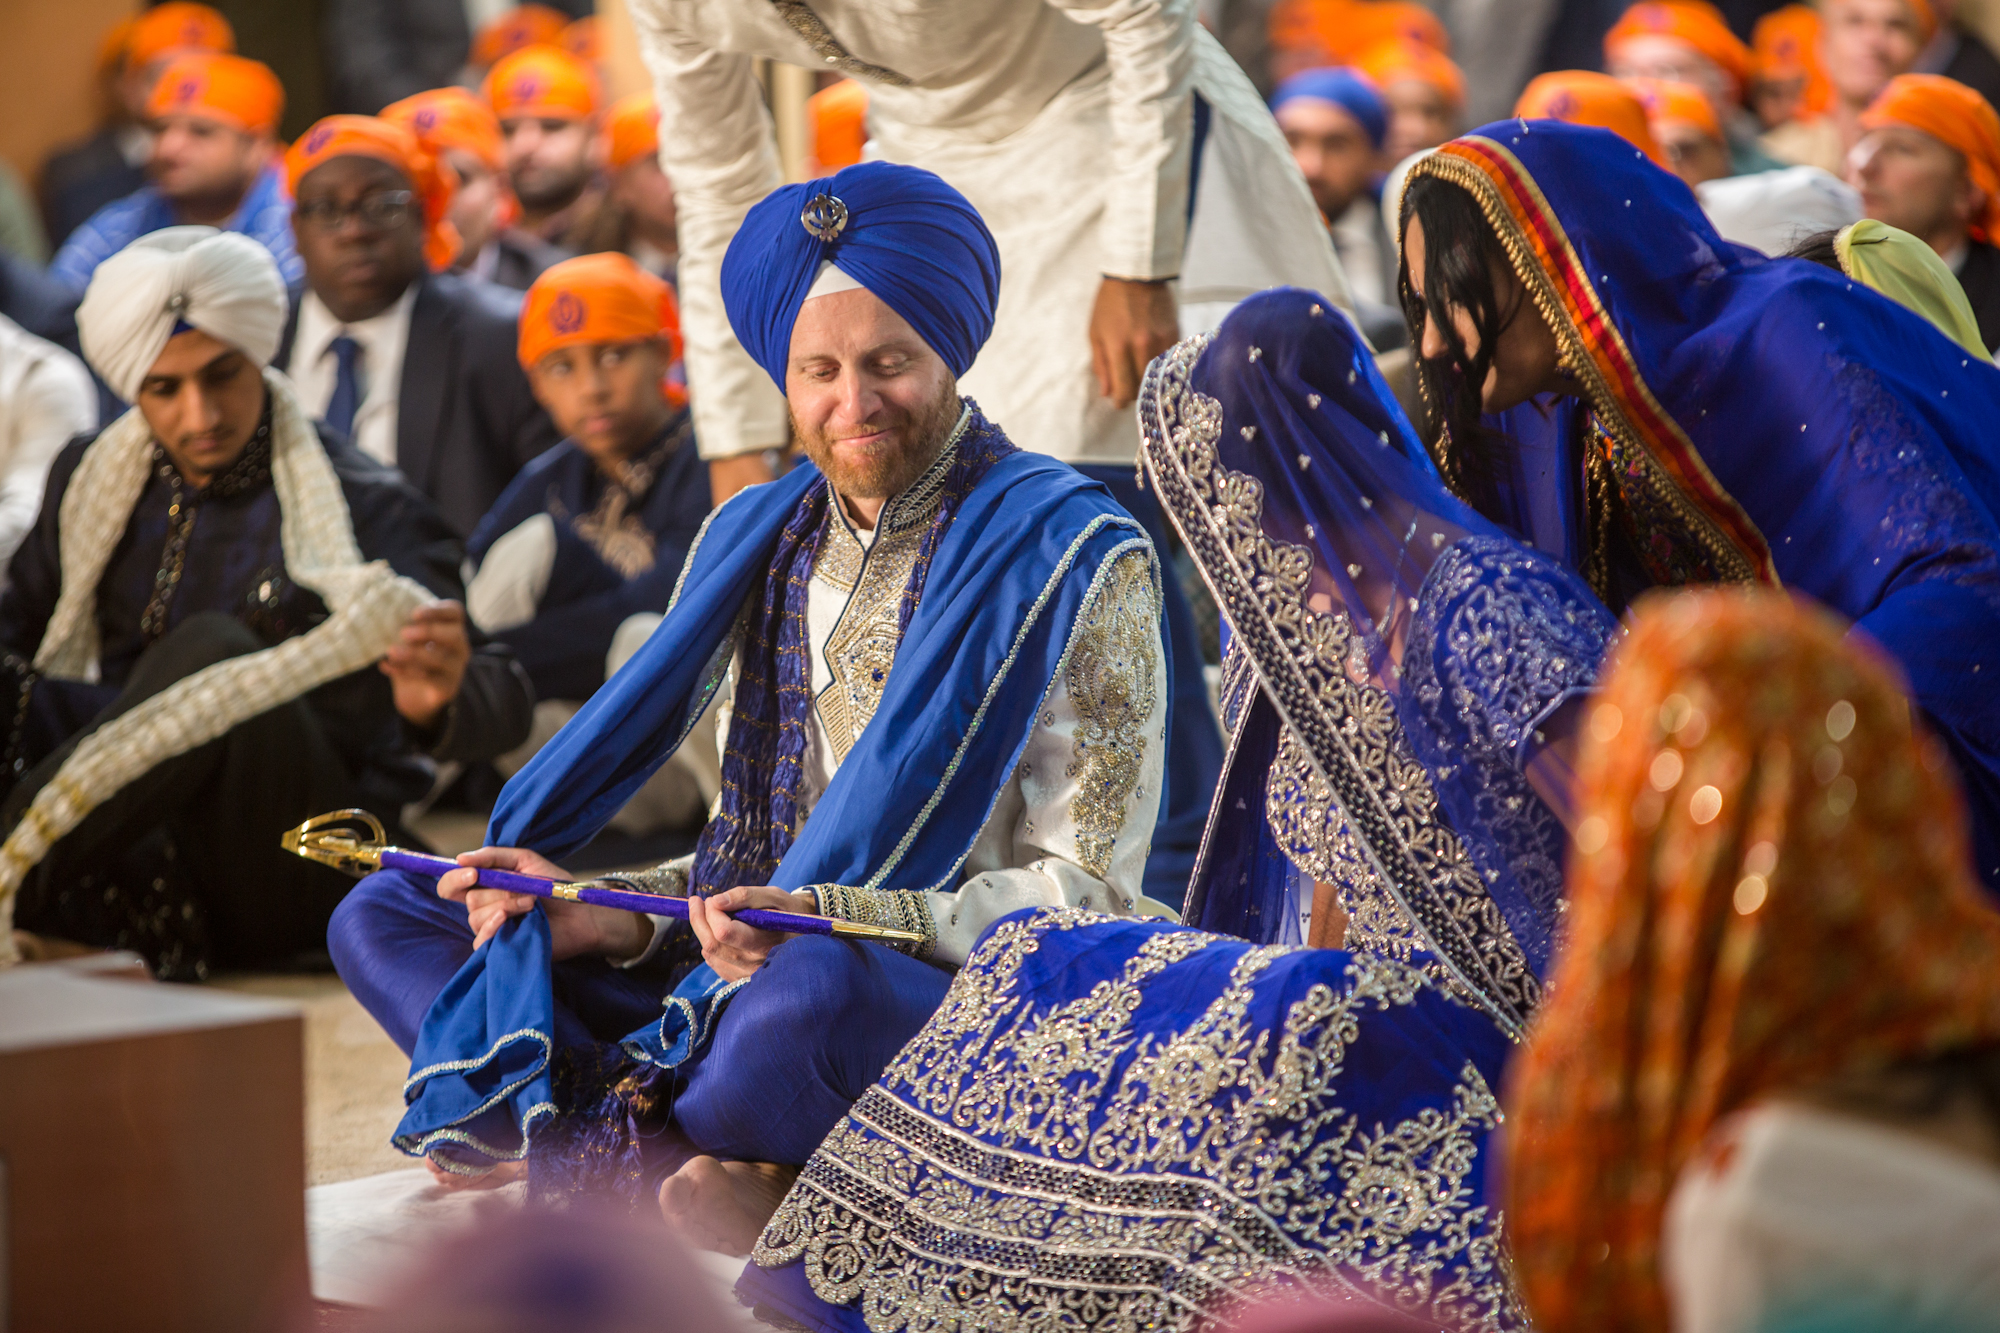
687,885,819,981
440,846,649,960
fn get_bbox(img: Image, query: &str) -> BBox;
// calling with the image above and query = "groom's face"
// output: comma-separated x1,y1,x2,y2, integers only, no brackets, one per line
786,287,959,503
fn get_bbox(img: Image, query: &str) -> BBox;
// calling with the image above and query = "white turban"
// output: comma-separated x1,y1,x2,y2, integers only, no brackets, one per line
77,226,287,403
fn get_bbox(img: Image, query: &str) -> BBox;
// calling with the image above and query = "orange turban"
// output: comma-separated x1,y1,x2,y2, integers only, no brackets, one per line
1269,0,1450,65
126,2,234,72
1517,71,1668,165
1355,38,1466,110
605,93,661,172
382,87,506,173
1632,77,1724,140
146,51,283,137
518,252,682,372
286,115,462,271
472,5,571,70
1605,1,1753,97
809,78,869,171
1863,73,2000,242
559,16,601,63
1752,5,1831,118
484,45,601,123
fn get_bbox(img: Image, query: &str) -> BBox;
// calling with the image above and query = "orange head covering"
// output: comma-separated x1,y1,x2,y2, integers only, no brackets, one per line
1863,73,2000,243
1631,76,1724,141
1516,71,1667,165
1504,588,2000,1333
382,86,506,173
519,252,683,378
1355,37,1466,111
472,5,571,70
1269,1,1450,66
126,2,235,72
146,51,283,137
1752,5,1831,117
286,116,462,271
559,16,601,63
605,92,661,172
484,44,601,124
808,78,869,171
1605,1,1753,99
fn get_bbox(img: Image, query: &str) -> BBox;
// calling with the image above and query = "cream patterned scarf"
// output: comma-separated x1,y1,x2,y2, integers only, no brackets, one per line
0,370,431,961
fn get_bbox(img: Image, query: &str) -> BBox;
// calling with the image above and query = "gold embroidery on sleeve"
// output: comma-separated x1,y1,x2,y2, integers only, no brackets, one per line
1062,547,1161,878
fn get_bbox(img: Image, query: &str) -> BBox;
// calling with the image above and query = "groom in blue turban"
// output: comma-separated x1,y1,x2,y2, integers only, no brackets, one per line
327,162,1174,1251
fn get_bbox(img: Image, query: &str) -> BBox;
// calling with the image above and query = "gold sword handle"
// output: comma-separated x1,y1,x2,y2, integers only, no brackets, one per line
280,808,389,876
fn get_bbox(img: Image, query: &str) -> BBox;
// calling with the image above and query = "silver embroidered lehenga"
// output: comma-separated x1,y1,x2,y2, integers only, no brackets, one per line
740,289,1621,1332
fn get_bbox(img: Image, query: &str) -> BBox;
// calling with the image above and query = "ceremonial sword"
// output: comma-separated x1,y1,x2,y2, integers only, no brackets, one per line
279,809,925,944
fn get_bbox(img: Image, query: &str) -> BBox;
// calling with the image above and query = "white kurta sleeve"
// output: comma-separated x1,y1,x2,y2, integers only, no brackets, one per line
1044,0,1198,282
815,544,1169,965
629,8,792,461
0,347,93,565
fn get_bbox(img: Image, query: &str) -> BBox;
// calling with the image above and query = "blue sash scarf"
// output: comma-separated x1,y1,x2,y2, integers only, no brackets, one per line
392,405,1152,1167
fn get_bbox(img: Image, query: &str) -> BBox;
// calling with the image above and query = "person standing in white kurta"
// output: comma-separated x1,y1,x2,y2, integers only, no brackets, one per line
628,0,1348,905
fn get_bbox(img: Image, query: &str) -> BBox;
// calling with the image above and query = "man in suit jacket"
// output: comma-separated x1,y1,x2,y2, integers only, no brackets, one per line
273,116,560,535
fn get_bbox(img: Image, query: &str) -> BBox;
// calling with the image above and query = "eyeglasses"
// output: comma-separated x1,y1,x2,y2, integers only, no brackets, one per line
295,190,417,231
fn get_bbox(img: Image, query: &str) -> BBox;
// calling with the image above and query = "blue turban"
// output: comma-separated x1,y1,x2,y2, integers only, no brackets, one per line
1270,68,1388,152
720,161,1001,391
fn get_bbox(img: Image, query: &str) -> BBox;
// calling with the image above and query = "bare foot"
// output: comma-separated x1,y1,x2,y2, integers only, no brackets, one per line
657,1156,800,1255
425,1156,526,1192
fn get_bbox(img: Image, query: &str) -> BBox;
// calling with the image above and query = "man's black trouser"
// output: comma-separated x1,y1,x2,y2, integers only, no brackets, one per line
9,613,365,976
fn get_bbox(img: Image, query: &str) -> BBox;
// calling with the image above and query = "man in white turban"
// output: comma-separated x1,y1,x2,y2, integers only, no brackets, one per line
0,227,533,978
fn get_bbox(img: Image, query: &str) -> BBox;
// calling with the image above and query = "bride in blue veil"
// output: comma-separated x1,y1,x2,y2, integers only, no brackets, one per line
734,288,1619,1332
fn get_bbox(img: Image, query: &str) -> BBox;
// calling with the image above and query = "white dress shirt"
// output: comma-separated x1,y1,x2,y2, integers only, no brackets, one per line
628,0,1352,466
291,285,418,467
0,313,95,565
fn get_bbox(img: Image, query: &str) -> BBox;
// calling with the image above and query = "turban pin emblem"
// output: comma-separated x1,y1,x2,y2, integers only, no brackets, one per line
800,193,848,242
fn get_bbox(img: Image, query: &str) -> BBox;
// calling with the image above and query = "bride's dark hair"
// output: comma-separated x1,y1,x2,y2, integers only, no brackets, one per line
1397,173,1528,514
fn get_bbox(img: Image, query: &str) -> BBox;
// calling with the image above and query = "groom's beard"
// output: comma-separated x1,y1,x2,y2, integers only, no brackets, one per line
793,376,961,505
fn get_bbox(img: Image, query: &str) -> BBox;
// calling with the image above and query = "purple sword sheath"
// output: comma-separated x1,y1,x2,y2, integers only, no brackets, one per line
376,847,841,936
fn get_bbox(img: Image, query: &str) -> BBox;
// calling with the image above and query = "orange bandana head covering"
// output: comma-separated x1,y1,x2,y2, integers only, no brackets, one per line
382,87,506,173
1517,71,1668,165
126,2,234,72
1863,73,2000,243
472,5,570,69
1631,76,1724,141
484,44,600,124
1269,0,1450,66
559,16,601,63
519,252,682,374
1752,5,1831,117
1606,2,1754,97
146,51,283,137
605,92,661,172
809,78,870,171
1504,588,2000,1333
286,115,462,271
1355,37,1466,111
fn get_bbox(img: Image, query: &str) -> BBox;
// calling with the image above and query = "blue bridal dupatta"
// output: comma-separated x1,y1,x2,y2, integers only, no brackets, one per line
742,293,1618,1332
390,406,1153,1170
1410,121,2000,891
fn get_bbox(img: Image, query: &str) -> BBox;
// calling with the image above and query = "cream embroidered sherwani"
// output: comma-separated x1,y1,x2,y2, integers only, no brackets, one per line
631,0,1354,467
621,417,1171,965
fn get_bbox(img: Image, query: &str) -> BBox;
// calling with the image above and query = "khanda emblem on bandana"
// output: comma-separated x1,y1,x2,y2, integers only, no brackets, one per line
304,124,335,155
170,74,205,107
801,193,849,242
550,291,586,334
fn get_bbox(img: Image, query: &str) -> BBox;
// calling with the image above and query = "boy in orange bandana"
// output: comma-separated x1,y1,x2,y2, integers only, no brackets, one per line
465,253,713,831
